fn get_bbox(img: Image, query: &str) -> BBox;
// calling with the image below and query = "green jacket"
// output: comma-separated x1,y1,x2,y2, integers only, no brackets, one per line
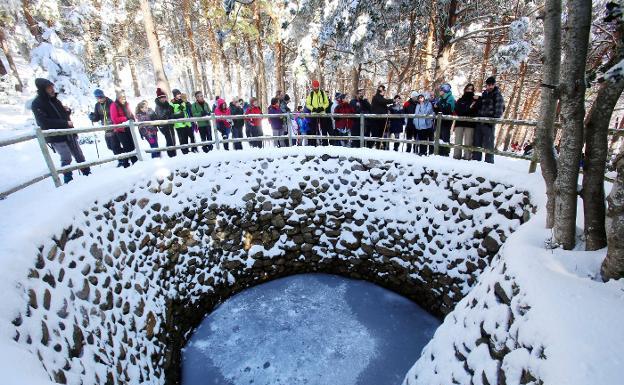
171,100,191,129
191,101,211,127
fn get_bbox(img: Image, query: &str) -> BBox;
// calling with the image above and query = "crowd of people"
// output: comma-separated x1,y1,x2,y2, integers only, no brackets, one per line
30,76,506,184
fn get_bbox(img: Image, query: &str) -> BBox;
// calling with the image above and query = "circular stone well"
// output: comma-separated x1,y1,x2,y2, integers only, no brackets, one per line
9,151,534,385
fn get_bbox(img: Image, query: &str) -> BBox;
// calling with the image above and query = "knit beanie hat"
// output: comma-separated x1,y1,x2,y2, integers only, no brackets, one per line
312,80,320,88
94,89,105,98
440,83,452,93
410,91,419,99
156,88,166,97
172,89,181,97
485,76,496,85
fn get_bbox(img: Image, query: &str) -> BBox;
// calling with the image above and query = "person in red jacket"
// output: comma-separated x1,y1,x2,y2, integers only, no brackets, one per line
334,93,356,147
109,91,137,167
214,98,232,150
245,97,263,148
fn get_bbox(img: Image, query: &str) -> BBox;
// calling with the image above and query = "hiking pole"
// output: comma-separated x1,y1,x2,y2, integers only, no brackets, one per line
91,121,100,159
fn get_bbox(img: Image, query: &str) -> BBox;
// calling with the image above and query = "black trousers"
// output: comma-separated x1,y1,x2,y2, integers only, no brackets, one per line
159,126,177,157
176,126,195,154
115,129,137,166
198,125,213,152
351,121,362,148
416,128,434,155
439,122,452,157
232,125,244,150
319,117,335,146
473,123,495,163
405,124,416,153
307,118,321,146
367,119,386,149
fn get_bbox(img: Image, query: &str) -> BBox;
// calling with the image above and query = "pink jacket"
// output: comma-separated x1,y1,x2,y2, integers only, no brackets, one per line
214,98,231,128
110,101,133,132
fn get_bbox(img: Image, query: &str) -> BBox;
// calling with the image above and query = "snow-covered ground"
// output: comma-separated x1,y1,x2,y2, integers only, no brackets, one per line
0,125,621,385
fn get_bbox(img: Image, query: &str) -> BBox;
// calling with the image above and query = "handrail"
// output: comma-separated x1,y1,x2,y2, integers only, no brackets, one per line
0,111,621,199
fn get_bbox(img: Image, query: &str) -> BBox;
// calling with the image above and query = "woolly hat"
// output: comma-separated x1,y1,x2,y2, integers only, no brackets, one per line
335,91,342,99
115,90,125,99
440,83,452,93
156,88,166,97
311,80,320,88
172,88,181,96
485,76,496,85
93,89,105,98
410,91,419,99
284,94,291,102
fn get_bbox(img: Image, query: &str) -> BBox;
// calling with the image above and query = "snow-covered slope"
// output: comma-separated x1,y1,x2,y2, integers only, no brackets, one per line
0,147,621,385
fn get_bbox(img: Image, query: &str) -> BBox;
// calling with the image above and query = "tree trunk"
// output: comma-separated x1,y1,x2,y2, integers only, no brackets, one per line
423,16,436,90
351,64,361,98
22,0,43,42
197,44,211,99
503,62,527,150
275,40,285,93
0,29,23,92
433,0,458,87
553,0,592,249
140,0,171,96
182,0,202,93
127,48,141,97
254,2,268,109
536,0,562,229
601,152,624,280
477,27,494,91
583,80,624,250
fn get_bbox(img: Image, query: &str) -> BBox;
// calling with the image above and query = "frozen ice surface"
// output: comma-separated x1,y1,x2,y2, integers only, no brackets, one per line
182,273,441,385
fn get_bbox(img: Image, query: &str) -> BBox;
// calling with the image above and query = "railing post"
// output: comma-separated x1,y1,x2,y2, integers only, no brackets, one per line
287,112,294,146
34,126,62,187
433,112,442,155
211,114,220,150
528,151,538,173
359,113,365,148
128,120,144,161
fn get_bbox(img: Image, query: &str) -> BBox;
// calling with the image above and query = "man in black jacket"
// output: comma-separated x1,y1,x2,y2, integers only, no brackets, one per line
154,88,177,157
31,78,90,184
474,76,505,163
349,88,371,148
404,91,419,153
89,89,123,167
370,84,394,149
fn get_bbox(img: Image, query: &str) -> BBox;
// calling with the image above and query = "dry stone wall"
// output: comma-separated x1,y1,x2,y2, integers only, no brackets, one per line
11,154,534,385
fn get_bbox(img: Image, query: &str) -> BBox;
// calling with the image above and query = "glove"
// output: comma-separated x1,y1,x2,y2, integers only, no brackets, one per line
88,112,96,122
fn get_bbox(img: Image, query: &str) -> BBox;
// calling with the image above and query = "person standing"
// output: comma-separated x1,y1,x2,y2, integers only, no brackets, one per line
154,88,176,157
182,93,198,153
214,98,232,150
432,83,455,157
473,76,505,163
453,83,480,160
388,95,405,151
349,89,372,148
171,89,195,154
31,78,90,183
305,80,330,146
230,98,245,150
403,91,419,153
89,89,123,167
370,84,394,149
135,100,160,158
413,93,435,155
245,97,263,148
109,91,137,167
191,91,213,152
334,93,355,147
268,97,286,147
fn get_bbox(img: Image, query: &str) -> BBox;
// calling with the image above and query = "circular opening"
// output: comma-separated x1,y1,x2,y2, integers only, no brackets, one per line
181,273,441,385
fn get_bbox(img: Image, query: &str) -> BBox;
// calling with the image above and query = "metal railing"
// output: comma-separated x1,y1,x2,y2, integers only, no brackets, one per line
1,112,622,199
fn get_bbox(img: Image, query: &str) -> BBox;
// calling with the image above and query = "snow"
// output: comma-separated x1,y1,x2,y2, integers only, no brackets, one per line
0,138,620,385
